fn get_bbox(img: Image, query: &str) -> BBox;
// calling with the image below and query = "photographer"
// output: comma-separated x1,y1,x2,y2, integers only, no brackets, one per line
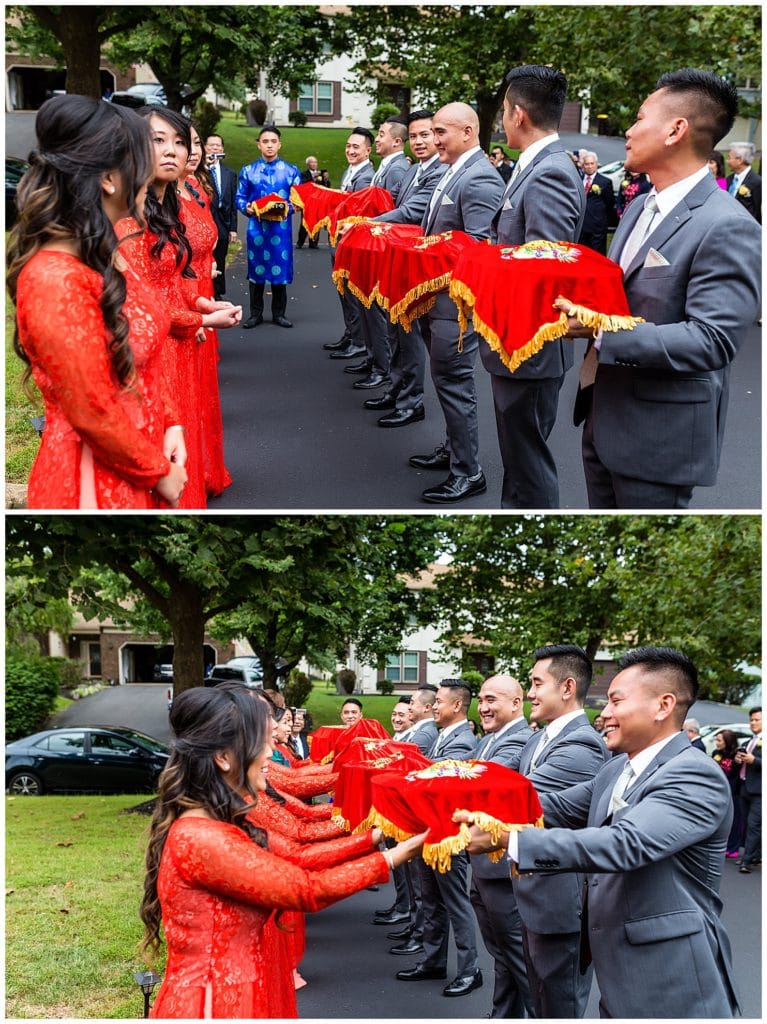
205,134,238,297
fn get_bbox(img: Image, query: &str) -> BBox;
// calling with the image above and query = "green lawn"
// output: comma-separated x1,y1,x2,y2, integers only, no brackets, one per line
6,794,161,1019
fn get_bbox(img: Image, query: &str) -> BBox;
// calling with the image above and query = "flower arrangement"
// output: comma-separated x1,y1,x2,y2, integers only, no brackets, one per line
738,185,752,198
590,183,602,195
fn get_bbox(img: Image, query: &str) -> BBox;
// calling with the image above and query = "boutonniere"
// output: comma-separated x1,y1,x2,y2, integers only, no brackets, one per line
590,183,601,195
620,178,630,189
738,185,752,198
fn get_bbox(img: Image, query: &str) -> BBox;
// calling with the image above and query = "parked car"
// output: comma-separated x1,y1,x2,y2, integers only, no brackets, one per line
6,156,29,227
206,665,264,687
5,726,169,796
597,159,626,191
109,82,167,108
153,663,173,681
699,722,753,756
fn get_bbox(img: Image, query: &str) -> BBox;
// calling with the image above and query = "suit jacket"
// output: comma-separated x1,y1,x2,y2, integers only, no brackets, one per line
739,733,762,796
579,170,616,236
581,173,762,487
484,140,586,380
726,166,762,223
342,161,375,193
372,152,410,202
422,149,504,319
513,713,609,934
210,162,238,235
471,718,533,881
427,719,477,761
517,734,739,1018
375,157,448,226
399,718,439,756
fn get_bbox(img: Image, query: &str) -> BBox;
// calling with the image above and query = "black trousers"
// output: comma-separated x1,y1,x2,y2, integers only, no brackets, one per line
250,283,287,320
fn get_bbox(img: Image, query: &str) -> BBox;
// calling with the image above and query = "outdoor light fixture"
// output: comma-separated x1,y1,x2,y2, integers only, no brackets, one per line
133,971,161,1018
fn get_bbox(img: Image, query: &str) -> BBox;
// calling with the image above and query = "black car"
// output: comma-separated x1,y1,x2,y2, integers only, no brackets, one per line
5,726,169,796
6,156,29,227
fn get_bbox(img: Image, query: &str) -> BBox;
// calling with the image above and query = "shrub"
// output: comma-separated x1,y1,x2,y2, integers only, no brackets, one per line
460,669,484,697
370,102,401,129
288,109,308,127
246,98,268,126
192,99,221,142
336,668,356,694
47,656,83,693
377,678,395,696
283,670,313,709
6,652,61,740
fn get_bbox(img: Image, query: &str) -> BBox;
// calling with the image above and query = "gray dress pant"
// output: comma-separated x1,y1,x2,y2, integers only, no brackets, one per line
389,318,426,411
330,248,363,343
418,852,479,976
359,300,392,377
470,874,532,1017
521,925,593,1018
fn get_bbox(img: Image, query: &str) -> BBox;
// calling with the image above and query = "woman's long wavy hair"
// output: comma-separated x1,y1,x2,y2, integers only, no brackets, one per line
7,95,153,390
190,121,215,201
137,106,195,278
139,683,272,963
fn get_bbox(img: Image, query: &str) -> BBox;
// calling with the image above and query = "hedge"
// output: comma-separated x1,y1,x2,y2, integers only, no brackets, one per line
6,652,62,740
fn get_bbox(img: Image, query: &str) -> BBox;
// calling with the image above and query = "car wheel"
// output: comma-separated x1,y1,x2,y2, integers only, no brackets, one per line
8,771,44,796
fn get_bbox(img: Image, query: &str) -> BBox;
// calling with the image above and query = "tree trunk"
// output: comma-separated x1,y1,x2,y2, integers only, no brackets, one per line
46,9,104,99
169,582,206,695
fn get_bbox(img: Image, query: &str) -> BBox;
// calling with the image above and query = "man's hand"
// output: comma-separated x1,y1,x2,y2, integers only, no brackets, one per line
553,296,599,339
452,811,509,854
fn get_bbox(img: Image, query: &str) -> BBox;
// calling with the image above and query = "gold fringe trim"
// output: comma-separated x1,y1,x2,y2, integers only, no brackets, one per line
389,273,453,332
422,824,473,872
366,806,417,843
289,186,304,209
330,806,351,832
331,216,372,245
448,280,644,374
320,751,335,766
455,809,545,862
331,269,380,308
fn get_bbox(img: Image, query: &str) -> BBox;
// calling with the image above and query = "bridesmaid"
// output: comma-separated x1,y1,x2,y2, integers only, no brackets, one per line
8,94,187,509
179,124,233,497
116,107,241,509
141,684,425,1018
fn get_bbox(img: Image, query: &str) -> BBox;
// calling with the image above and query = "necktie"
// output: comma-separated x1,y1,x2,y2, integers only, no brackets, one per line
619,193,659,270
477,734,495,760
584,175,592,194
728,175,739,195
501,159,522,200
609,761,634,813
739,736,757,780
212,163,221,203
529,728,549,769
371,164,383,186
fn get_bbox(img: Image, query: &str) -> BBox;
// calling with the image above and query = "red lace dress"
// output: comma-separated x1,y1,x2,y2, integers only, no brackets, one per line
268,761,338,801
14,250,175,508
150,816,388,1019
115,216,207,509
179,179,232,497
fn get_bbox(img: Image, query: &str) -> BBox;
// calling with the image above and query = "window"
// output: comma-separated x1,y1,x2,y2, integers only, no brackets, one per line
87,642,101,677
385,651,420,684
298,80,334,115
46,732,86,753
90,733,136,756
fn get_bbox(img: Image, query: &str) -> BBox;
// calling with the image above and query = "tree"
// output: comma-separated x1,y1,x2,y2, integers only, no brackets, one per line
7,7,145,98
7,516,443,695
422,515,760,703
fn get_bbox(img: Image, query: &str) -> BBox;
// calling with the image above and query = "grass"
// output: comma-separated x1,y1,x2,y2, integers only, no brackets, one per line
5,794,162,1019
5,298,42,485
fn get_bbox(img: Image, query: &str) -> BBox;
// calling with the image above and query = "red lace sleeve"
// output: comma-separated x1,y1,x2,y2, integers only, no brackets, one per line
253,793,345,844
269,761,338,799
169,818,388,912
279,791,334,821
262,821,376,869
16,253,170,488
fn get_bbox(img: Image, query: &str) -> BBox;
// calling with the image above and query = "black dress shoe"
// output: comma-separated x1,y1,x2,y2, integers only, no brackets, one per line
323,335,351,351
243,314,263,329
374,904,396,918
387,925,412,940
409,445,450,470
365,884,380,891
373,909,410,926
396,964,447,982
443,969,483,997
329,344,367,360
272,315,293,328
378,406,425,428
343,359,373,374
390,939,424,956
353,373,392,391
364,392,397,411
739,864,752,873
422,471,487,504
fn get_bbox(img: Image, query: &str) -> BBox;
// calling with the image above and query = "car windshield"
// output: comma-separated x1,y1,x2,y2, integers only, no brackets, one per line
108,728,169,754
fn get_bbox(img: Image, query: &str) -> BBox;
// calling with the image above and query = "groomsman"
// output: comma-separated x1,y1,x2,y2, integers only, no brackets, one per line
411,102,504,504
326,128,376,360
482,65,585,509
205,134,239,297
365,110,448,427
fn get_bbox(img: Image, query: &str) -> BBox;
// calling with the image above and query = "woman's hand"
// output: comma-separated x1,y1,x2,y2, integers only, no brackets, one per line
371,827,384,846
196,296,235,313
202,305,243,330
389,830,428,869
163,426,187,467
156,461,187,507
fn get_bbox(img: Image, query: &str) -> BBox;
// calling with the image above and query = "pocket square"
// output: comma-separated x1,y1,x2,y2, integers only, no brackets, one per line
643,247,669,268
440,194,455,206
502,197,512,211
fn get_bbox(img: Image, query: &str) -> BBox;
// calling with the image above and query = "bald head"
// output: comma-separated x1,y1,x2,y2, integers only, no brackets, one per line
478,674,526,734
432,102,481,164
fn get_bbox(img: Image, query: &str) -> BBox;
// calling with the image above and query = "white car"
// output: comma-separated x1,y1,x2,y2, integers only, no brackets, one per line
598,160,626,192
699,722,753,756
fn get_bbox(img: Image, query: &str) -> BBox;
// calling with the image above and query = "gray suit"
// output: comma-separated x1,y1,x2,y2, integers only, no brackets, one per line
371,151,410,200
418,720,479,975
333,162,376,344
372,157,449,410
469,719,534,1017
579,172,762,508
517,733,740,1018
421,150,505,478
482,140,586,508
399,717,439,756
514,713,609,1018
